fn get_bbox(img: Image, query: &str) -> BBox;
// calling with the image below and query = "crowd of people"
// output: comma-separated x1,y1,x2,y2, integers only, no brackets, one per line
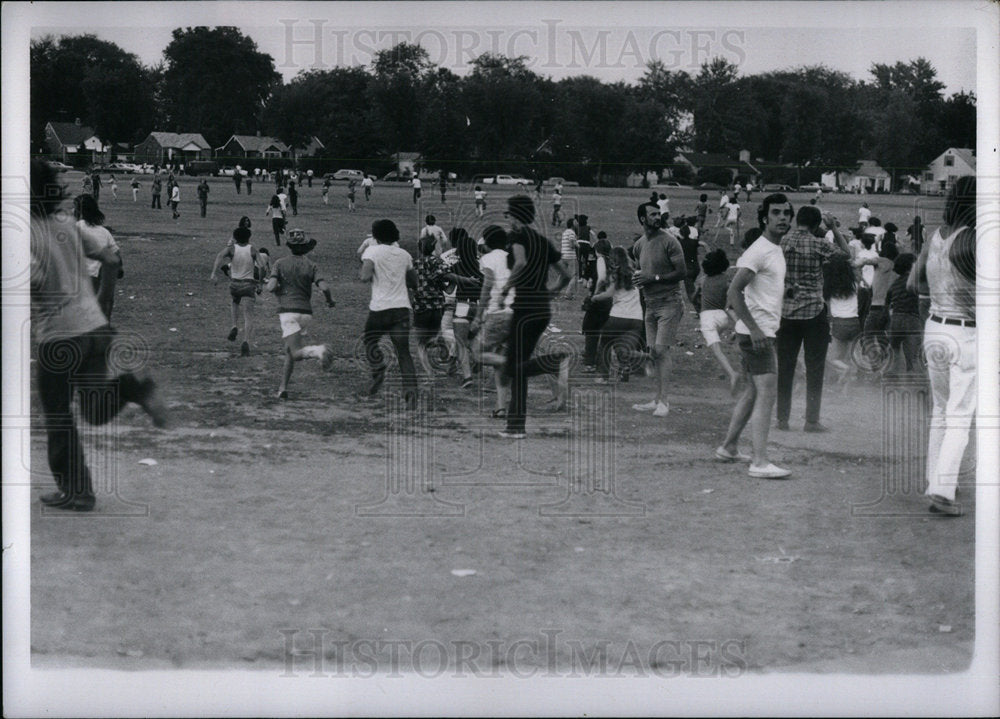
31,157,978,515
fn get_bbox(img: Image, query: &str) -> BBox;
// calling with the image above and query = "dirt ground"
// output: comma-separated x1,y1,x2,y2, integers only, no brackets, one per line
26,175,975,675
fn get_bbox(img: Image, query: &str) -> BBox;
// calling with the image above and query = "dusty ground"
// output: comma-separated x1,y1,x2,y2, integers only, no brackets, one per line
26,175,974,675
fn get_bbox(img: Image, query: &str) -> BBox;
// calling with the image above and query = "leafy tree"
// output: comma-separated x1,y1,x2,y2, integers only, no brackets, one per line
417,67,471,174
367,43,433,158
462,53,548,174
939,90,976,150
161,27,281,146
30,34,156,153
691,57,743,153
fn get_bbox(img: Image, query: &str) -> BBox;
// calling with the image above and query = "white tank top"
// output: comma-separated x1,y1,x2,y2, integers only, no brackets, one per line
230,243,255,280
926,226,974,321
609,285,643,320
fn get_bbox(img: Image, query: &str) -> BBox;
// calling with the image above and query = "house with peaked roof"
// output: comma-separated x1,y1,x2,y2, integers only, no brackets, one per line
293,136,325,158
134,132,212,166
44,120,108,164
821,160,892,193
673,150,760,184
216,134,291,161
921,148,976,195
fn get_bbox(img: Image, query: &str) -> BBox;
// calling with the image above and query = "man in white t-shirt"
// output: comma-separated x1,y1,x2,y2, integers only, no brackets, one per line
362,175,374,201
724,199,741,246
559,218,578,299
411,176,422,204
717,192,792,479
359,219,419,407
715,191,730,229
858,202,871,228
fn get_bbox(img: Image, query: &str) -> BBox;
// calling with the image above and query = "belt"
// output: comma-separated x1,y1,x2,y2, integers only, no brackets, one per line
930,314,975,328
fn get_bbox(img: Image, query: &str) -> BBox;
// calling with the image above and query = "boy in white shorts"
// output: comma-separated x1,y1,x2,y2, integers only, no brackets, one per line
264,229,336,398
695,249,739,393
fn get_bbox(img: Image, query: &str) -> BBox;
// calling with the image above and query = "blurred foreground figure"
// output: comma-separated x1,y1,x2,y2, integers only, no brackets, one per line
30,159,168,512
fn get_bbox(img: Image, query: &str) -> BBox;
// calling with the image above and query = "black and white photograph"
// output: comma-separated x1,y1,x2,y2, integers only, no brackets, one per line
3,1,998,715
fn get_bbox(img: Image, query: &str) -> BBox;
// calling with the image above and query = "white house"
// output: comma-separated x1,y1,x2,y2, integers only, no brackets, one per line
44,120,108,164
821,160,892,193
921,148,976,195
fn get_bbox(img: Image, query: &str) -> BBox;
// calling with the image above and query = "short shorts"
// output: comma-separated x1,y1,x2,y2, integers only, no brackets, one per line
279,311,312,338
699,309,733,346
229,279,257,302
477,311,513,350
830,316,861,342
737,334,777,375
643,294,684,350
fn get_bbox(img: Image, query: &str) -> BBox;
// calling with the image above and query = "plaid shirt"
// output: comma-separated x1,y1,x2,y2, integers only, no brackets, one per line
780,228,843,319
412,255,448,313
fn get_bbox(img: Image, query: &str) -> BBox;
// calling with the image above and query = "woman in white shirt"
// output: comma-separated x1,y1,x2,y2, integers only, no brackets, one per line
823,253,860,385
73,193,121,321
592,246,645,383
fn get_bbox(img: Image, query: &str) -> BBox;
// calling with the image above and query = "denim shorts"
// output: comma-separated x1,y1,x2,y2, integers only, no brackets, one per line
737,334,777,375
643,294,684,350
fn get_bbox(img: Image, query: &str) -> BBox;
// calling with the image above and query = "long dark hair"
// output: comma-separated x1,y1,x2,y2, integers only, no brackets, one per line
73,193,105,226
609,246,635,291
823,253,857,300
452,227,482,280
944,176,976,228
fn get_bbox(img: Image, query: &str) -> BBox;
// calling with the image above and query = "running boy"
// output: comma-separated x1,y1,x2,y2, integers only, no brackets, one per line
211,224,264,356
264,229,336,398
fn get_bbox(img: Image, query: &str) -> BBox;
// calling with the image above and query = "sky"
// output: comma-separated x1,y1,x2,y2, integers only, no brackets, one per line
24,1,980,95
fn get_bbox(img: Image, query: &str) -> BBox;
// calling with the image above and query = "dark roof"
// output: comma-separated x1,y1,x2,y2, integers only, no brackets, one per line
221,135,290,153
146,132,211,150
47,121,96,146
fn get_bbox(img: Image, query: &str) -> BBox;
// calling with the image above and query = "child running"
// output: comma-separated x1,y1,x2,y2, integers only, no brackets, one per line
885,253,921,373
264,228,336,398
411,233,450,380
211,224,264,356
347,180,357,212
474,185,486,217
824,253,861,385
265,190,286,245
695,249,740,393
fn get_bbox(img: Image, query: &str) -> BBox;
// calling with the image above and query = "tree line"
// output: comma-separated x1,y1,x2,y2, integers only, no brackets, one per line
32,27,975,184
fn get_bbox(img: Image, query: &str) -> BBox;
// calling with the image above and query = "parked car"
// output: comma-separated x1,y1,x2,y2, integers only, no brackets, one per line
106,162,135,174
325,169,365,182
762,183,794,192
797,182,832,193
545,176,580,187
47,161,72,172
219,166,249,177
185,160,220,176
695,182,725,191
381,171,410,182
655,181,685,188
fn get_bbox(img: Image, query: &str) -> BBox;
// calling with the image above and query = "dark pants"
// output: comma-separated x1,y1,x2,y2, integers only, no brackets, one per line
857,286,872,331
581,300,612,366
776,310,830,425
413,188,421,204
504,306,560,434
888,312,923,371
363,307,417,399
200,199,207,217
151,194,161,209
597,317,645,379
37,328,150,499
246,181,252,195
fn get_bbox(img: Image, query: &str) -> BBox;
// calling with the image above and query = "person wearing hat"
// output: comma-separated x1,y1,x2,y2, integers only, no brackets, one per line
499,195,571,438
359,219,419,407
212,224,267,356
264,228,336,399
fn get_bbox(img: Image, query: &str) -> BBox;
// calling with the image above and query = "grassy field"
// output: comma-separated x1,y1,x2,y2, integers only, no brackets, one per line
27,171,971,676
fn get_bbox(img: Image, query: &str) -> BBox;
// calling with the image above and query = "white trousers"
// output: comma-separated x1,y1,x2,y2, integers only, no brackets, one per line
923,320,976,501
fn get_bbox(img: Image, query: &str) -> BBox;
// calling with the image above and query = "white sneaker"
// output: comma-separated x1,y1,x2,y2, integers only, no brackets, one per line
652,402,670,417
748,463,792,479
632,399,658,412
